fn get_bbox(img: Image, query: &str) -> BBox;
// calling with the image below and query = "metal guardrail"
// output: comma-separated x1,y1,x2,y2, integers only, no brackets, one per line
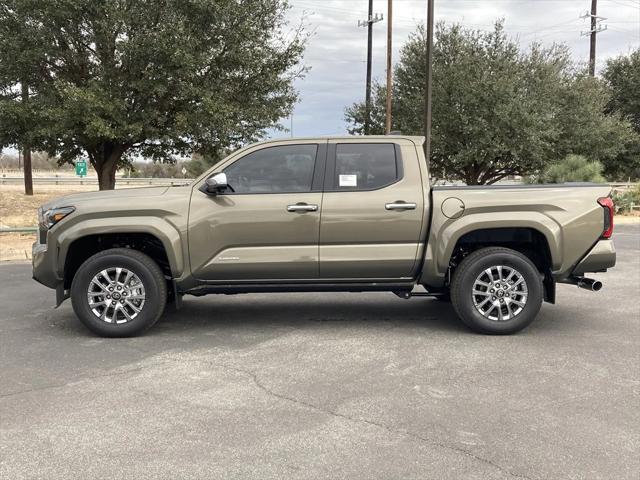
0,176,192,186
0,227,37,233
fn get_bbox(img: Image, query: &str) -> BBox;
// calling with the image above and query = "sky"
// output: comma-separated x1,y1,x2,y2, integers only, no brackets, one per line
268,0,640,139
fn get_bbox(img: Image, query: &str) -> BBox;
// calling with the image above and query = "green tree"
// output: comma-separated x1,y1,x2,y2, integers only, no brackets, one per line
602,50,640,180
525,154,605,184
0,0,306,189
346,22,633,185
184,150,227,178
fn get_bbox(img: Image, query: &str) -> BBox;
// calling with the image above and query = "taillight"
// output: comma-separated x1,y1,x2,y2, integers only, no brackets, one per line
597,197,614,239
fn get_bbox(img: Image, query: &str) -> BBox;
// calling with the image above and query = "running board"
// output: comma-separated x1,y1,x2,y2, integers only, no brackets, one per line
184,281,415,296
393,288,445,299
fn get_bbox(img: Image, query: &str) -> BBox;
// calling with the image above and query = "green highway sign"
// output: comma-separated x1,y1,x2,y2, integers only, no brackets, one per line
75,160,87,176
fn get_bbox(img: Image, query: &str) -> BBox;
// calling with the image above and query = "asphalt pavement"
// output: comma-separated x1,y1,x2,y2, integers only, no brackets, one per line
1,224,638,479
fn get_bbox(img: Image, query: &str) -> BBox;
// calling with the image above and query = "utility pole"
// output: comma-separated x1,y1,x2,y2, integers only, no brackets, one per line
581,0,607,76
589,0,597,75
424,0,435,160
385,0,393,134
359,1,383,135
21,81,33,196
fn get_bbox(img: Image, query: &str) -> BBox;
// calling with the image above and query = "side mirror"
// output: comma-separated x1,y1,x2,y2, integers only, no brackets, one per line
199,172,228,195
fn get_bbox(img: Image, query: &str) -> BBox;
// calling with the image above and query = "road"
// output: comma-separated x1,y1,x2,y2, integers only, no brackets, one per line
1,225,638,479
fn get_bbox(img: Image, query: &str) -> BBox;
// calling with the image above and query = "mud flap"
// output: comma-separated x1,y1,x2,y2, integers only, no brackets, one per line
55,283,69,308
172,279,183,310
543,273,556,304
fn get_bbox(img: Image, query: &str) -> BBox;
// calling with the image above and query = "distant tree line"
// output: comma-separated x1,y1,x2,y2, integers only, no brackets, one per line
0,150,221,179
0,151,68,170
346,22,640,184
0,150,220,178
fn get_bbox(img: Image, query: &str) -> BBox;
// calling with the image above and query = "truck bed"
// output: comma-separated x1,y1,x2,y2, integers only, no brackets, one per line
420,183,613,286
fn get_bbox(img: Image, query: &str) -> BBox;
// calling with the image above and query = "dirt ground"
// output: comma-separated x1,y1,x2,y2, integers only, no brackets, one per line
0,184,132,261
0,184,131,227
0,233,34,261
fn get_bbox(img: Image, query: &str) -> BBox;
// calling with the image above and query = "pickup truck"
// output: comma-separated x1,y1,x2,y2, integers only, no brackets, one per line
32,136,616,337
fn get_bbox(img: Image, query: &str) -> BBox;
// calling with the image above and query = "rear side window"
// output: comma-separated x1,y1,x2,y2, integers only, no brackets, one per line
333,143,399,190
223,144,317,194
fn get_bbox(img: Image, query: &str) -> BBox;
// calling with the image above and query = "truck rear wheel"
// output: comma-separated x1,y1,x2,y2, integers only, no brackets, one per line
450,247,543,334
70,248,167,337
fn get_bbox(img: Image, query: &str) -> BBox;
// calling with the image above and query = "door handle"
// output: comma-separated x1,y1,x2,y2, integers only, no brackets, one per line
385,201,417,211
287,203,318,212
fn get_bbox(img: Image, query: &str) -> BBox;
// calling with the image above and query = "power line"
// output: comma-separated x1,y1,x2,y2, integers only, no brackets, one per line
291,2,601,37
519,17,581,38
602,0,640,8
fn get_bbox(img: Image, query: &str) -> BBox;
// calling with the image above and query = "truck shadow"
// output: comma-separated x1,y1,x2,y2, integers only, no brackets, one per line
155,294,467,334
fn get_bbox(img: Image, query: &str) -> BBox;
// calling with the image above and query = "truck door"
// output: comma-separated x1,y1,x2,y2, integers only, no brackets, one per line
188,141,326,281
319,139,426,279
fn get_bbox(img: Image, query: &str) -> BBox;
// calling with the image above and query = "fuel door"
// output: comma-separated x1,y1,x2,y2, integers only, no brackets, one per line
441,197,465,219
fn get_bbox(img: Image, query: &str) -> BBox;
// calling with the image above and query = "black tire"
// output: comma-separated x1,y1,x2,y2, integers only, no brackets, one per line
450,247,543,334
71,248,167,337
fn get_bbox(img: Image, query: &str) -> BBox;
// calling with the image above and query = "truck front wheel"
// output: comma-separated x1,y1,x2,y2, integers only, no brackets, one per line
450,247,543,334
70,248,167,337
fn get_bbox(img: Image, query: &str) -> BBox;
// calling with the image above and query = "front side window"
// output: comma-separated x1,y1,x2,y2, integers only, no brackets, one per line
223,144,318,194
334,143,398,190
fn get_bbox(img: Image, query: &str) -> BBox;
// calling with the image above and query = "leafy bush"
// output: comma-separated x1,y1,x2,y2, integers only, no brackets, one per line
526,155,605,184
612,184,640,214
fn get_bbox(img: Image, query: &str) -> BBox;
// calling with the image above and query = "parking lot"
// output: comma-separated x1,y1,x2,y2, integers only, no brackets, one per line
1,224,638,479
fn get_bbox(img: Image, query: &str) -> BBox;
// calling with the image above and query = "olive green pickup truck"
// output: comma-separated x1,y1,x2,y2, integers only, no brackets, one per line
32,136,616,337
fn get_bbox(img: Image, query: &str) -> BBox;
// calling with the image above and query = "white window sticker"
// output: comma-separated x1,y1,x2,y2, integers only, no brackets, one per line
339,174,357,187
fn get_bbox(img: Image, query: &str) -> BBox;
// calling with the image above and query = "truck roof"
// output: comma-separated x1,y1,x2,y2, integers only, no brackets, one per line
262,135,426,146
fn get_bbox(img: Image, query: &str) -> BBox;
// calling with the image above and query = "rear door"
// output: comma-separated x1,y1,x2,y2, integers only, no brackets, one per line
188,140,326,281
319,139,426,279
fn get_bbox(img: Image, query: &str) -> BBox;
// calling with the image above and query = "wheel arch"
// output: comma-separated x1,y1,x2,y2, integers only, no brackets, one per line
420,218,559,302
421,213,560,283
59,221,183,289
447,227,555,302
449,227,553,273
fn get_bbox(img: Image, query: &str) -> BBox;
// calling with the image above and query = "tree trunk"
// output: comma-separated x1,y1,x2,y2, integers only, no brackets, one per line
22,146,33,195
97,163,117,190
464,172,480,185
21,82,33,196
92,143,125,190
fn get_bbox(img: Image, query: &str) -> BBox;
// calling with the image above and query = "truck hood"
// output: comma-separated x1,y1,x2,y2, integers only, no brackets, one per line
42,186,170,210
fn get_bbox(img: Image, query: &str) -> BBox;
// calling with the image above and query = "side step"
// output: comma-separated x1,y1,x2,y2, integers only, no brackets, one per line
393,287,446,300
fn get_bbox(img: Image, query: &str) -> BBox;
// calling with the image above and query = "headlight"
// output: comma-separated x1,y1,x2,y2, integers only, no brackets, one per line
38,206,75,229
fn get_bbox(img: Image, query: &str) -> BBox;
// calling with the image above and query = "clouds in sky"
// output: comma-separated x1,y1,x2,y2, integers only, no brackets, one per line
269,0,640,139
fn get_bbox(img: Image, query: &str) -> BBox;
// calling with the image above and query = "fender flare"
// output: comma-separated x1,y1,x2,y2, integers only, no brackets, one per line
420,211,561,286
55,217,185,279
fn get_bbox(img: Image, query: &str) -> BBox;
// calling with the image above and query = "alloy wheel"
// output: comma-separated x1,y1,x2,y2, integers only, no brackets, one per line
87,267,146,324
471,265,528,321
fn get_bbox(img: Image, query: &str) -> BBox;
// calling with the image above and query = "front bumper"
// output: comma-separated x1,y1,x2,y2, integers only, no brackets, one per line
32,240,61,289
572,239,616,275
